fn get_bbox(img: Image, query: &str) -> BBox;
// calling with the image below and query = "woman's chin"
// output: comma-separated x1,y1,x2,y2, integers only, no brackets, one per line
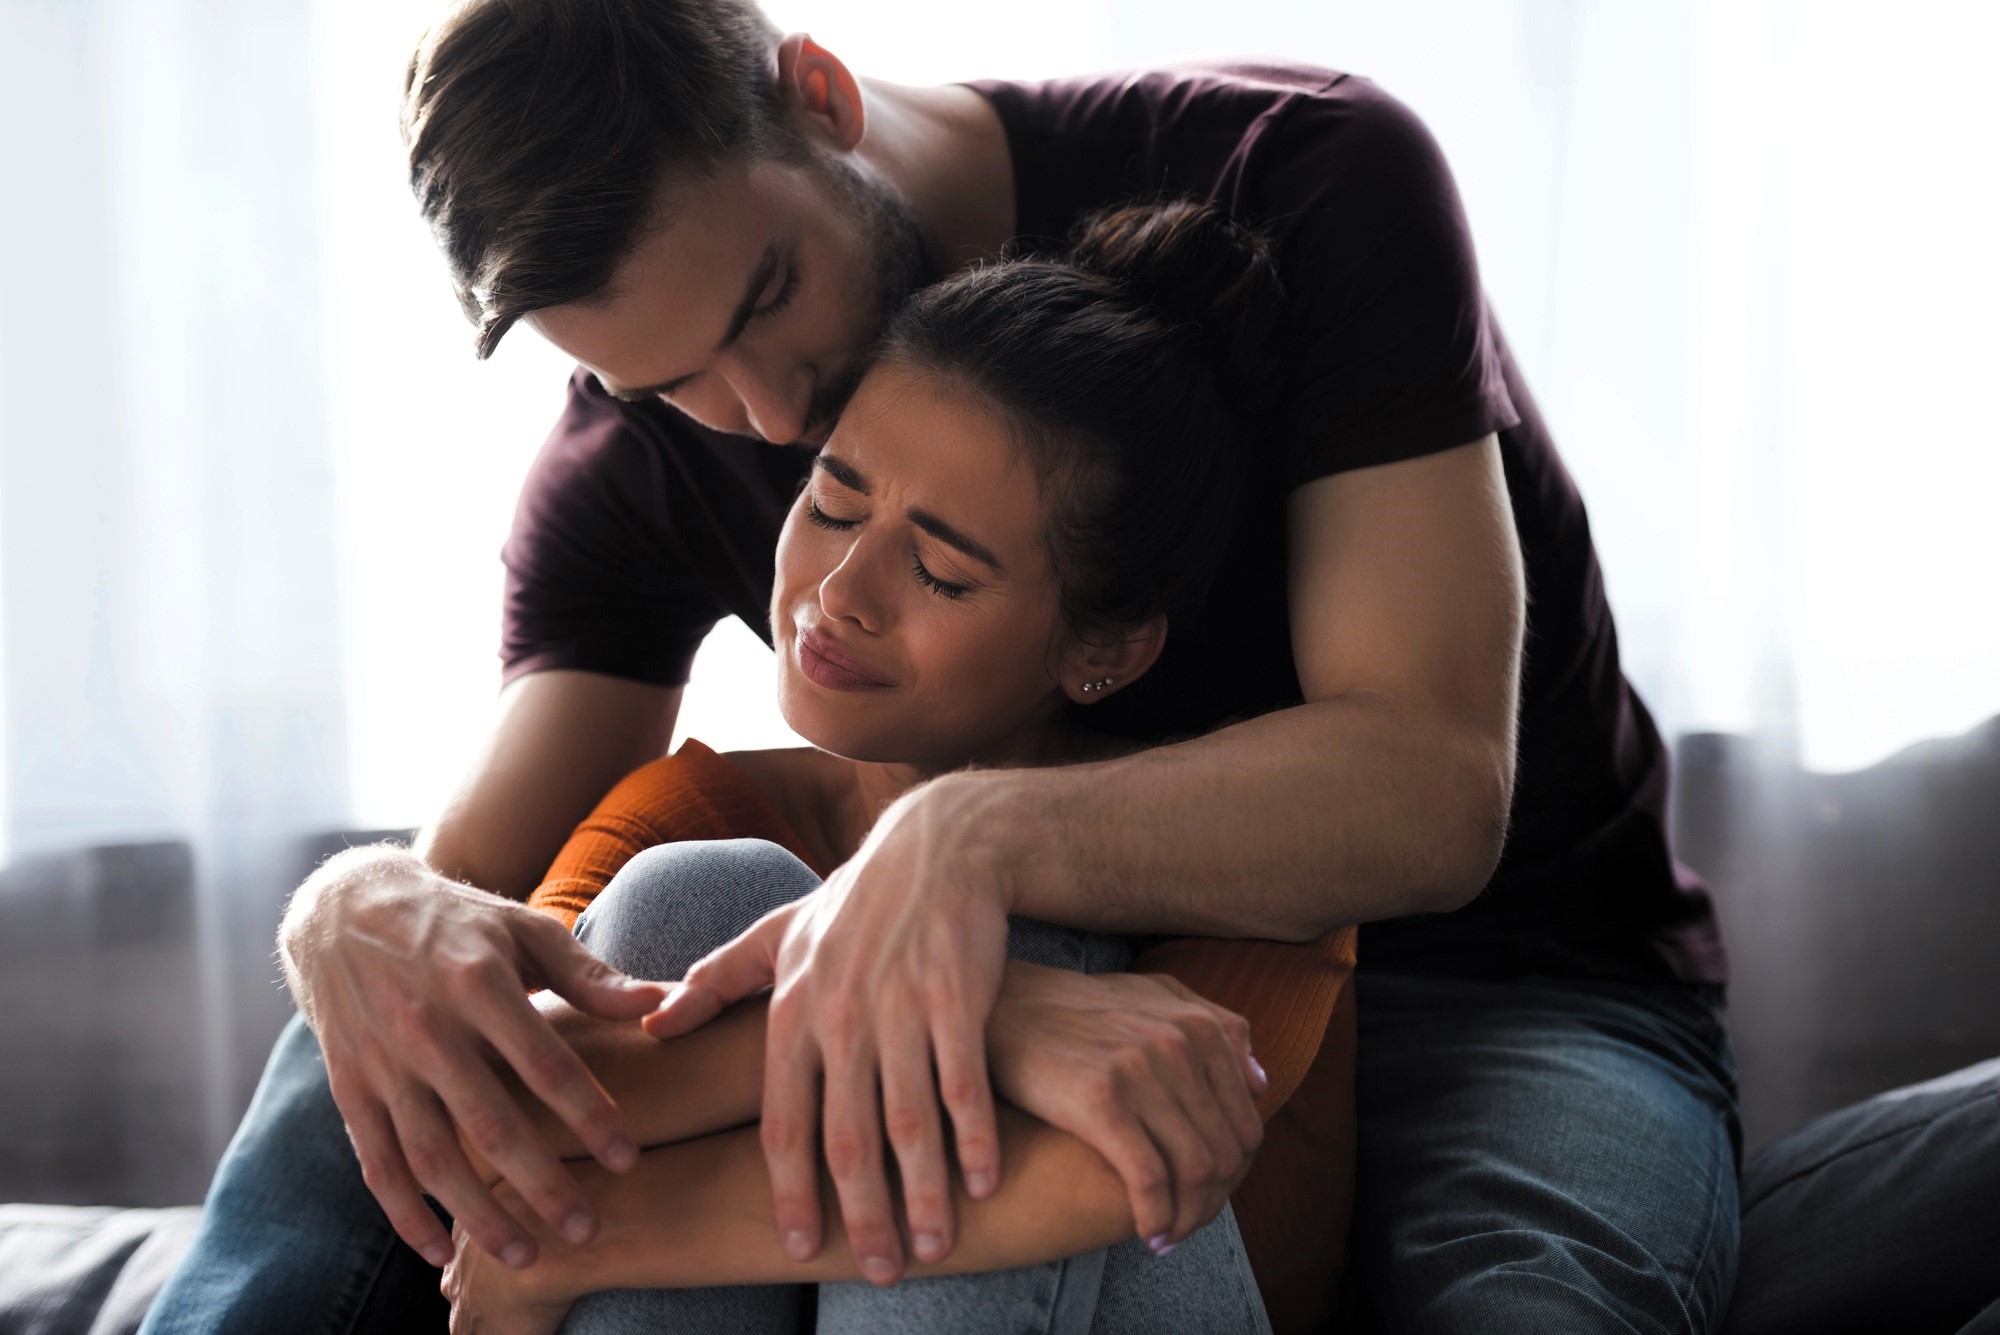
778,687,897,764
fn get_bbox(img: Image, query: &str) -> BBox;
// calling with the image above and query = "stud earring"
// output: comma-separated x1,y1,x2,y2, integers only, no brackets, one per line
1079,677,1115,695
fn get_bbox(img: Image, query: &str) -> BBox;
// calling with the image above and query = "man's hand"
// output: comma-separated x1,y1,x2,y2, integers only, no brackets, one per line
279,845,666,1270
987,963,1266,1250
644,779,1011,1286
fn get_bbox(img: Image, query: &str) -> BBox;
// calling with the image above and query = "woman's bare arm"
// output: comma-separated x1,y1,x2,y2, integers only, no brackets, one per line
486,991,771,1159
447,1108,1135,1324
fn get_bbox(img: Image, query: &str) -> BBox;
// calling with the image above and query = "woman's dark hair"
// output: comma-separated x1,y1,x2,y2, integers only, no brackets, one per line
402,0,787,359
880,199,1282,664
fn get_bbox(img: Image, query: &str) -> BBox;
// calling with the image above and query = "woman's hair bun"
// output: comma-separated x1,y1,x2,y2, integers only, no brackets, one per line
1064,199,1284,407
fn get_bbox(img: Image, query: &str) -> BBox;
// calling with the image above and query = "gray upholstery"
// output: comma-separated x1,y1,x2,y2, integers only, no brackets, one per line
0,1205,201,1335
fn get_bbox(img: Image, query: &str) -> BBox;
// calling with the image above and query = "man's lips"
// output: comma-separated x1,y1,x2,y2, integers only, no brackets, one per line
797,627,895,691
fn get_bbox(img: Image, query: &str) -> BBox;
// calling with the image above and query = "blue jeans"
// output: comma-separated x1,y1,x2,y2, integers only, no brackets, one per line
136,1008,447,1335
1349,971,1742,1333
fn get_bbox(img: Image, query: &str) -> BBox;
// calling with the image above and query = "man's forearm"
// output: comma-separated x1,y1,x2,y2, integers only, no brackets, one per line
970,691,1512,941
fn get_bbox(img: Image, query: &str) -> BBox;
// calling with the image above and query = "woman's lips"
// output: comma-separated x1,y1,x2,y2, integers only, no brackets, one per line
797,627,895,692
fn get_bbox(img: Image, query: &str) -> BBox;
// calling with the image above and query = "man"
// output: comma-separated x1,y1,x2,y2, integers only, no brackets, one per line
147,1,1742,1330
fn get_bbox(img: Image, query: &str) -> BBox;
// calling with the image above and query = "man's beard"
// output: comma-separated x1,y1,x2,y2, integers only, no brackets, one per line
798,155,936,441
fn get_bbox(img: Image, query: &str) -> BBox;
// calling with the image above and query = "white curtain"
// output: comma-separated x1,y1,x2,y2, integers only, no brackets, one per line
1,0,1996,1179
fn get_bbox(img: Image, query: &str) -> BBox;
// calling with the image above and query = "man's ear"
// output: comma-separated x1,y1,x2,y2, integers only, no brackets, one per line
1059,616,1169,706
775,33,865,153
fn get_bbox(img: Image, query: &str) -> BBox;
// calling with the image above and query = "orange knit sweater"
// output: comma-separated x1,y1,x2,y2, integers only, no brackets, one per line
529,740,1354,1333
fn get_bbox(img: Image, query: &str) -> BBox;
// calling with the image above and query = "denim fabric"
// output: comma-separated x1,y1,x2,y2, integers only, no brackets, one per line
136,1011,444,1335
565,838,1270,1335
1348,971,1743,1334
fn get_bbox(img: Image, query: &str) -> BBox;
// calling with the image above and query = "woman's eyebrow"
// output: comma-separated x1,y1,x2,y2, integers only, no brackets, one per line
814,453,869,493
908,508,1005,575
813,453,1005,575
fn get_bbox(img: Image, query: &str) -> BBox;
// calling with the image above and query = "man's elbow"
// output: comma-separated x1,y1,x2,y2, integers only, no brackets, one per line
1417,742,1514,915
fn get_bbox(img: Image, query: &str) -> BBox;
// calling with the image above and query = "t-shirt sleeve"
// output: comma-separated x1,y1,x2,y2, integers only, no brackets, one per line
1266,81,1519,487
499,369,727,689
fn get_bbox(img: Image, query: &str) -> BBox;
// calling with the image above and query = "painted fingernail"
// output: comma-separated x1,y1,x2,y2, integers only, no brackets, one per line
560,1210,594,1245
861,1255,898,1284
966,1170,995,1197
1248,1055,1269,1089
501,1240,534,1269
603,1136,637,1172
914,1232,946,1261
1147,1233,1179,1258
784,1229,814,1260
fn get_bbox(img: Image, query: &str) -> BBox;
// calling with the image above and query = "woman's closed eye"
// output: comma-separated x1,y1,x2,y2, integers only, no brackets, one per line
805,499,973,601
804,497,860,531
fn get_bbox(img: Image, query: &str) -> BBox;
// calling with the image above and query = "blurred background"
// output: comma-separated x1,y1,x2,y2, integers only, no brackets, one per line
0,0,1995,1207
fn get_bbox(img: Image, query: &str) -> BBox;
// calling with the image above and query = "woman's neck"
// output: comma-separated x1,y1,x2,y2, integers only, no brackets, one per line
829,724,1114,863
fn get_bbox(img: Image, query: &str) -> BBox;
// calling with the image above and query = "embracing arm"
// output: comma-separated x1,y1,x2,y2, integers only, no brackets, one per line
960,435,1524,939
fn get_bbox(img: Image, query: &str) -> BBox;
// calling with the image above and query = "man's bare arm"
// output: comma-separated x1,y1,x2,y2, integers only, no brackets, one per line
278,670,683,1270
968,434,1524,939
420,671,684,899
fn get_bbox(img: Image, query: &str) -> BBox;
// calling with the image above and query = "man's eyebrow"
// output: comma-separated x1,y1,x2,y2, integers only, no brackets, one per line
604,242,781,403
813,454,1005,575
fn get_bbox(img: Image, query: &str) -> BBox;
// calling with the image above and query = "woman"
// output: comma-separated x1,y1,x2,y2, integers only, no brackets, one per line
440,199,1350,1334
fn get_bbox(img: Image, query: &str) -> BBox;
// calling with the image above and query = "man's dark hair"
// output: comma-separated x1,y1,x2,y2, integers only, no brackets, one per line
402,0,786,358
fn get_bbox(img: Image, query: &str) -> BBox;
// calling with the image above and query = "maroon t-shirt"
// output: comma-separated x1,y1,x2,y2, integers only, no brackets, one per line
500,63,1726,987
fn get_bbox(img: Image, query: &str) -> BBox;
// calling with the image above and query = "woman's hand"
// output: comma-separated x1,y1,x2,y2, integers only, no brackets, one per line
644,776,1014,1286
986,963,1266,1249
278,845,666,1270
440,1187,577,1335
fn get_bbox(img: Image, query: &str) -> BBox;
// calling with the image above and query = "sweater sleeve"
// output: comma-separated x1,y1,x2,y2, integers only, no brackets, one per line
1130,926,1355,1120
527,740,824,931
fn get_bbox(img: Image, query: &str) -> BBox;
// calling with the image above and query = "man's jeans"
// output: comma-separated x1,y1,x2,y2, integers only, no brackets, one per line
1349,971,1742,1332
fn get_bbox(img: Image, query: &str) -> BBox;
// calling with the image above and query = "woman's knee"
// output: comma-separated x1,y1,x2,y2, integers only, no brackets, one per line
574,839,821,980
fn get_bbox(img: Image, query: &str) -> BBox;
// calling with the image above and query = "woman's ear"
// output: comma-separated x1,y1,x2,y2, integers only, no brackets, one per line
775,33,866,152
1060,616,1168,705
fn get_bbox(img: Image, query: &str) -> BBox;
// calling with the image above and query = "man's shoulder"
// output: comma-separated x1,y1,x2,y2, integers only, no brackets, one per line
972,60,1425,147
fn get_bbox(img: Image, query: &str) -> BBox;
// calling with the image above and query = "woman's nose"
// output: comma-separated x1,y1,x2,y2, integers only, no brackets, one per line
817,540,887,634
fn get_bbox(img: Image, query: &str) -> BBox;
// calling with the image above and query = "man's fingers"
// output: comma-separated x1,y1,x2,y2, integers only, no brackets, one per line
384,1085,537,1269
645,911,787,1039
515,910,664,1020
761,1024,825,1264
881,1017,954,1265
933,1008,1000,1201
476,984,637,1174
820,1035,902,1286
429,1036,598,1246
340,1088,454,1267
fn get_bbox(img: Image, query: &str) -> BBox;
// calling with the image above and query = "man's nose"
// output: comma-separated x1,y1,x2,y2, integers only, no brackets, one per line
724,355,811,445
